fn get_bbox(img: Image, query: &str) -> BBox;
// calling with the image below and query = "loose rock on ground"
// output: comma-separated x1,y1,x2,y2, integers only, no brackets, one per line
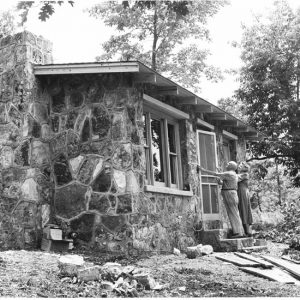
0,242,300,297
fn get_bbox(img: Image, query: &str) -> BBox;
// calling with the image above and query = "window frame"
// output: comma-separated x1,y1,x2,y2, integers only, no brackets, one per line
143,98,183,191
222,130,238,170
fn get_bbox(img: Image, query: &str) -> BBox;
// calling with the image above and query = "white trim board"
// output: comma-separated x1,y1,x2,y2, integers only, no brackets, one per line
223,130,238,140
143,94,189,119
197,118,215,130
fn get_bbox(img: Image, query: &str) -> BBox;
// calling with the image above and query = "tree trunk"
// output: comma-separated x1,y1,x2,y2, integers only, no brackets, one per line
151,2,158,71
275,162,282,205
297,58,300,101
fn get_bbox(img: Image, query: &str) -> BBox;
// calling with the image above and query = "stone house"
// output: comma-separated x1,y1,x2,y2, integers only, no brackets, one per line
0,31,261,253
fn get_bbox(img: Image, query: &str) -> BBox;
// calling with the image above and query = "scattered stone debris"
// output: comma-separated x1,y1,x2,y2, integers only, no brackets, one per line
58,254,85,277
57,254,166,297
200,245,214,255
173,248,181,255
78,265,101,282
186,244,214,259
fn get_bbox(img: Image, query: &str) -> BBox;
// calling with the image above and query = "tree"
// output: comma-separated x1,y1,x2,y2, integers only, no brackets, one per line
217,96,248,123
236,0,300,183
0,11,16,38
17,1,74,24
88,1,227,92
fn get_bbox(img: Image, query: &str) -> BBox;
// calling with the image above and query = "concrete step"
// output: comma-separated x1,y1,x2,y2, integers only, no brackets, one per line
218,237,254,252
196,229,228,250
197,230,267,252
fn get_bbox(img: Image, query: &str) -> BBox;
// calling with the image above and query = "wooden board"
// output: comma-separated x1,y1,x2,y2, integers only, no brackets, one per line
240,245,268,252
235,253,273,269
240,267,298,284
282,255,300,264
261,255,300,280
214,253,261,267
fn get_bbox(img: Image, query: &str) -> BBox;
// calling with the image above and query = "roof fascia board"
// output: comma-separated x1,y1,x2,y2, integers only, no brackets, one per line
196,118,215,130
34,62,140,75
222,130,238,140
143,93,189,120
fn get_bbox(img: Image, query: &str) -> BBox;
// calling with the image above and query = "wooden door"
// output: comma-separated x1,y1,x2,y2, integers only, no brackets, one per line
197,130,220,220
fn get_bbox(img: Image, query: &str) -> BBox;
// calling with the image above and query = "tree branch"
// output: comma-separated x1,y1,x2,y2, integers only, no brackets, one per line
246,154,294,162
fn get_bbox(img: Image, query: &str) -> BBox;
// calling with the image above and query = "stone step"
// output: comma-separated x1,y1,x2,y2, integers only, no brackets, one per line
218,237,254,252
41,238,73,252
197,230,267,252
197,229,228,242
196,229,228,251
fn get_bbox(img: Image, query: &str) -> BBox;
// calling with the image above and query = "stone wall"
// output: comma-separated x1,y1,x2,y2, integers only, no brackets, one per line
0,30,248,252
35,73,200,254
0,31,53,249
36,73,143,254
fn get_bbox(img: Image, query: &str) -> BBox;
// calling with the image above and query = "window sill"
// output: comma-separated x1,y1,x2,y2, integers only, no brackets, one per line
144,185,193,196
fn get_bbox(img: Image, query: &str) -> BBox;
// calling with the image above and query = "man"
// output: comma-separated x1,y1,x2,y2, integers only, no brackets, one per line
199,161,245,238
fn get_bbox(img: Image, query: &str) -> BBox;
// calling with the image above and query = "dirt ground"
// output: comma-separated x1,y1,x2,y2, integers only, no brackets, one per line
0,241,300,297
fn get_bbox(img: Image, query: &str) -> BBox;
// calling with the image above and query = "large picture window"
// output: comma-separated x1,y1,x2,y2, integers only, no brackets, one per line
143,109,181,189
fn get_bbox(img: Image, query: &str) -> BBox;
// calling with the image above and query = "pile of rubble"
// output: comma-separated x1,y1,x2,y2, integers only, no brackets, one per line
58,255,167,297
56,243,214,296
184,244,214,259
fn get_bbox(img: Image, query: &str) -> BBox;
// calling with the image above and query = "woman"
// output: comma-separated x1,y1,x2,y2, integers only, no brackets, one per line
199,161,245,238
237,162,253,236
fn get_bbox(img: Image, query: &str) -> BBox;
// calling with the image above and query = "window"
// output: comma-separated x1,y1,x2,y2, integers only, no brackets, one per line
143,111,181,188
222,130,238,171
197,130,220,220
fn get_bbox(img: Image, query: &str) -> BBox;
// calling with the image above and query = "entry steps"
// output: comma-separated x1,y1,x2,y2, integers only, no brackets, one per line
198,228,267,252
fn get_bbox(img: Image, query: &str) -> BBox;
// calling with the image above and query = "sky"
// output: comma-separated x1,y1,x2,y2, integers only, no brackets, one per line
1,0,300,104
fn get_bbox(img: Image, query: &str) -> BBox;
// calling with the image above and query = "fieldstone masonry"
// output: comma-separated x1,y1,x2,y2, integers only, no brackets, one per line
0,31,53,249
0,31,248,253
41,72,199,254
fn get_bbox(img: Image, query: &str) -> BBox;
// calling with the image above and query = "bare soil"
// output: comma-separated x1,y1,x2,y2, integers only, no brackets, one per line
0,241,299,297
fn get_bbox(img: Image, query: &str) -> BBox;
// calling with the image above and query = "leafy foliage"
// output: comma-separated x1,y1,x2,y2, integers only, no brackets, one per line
89,1,226,92
17,1,74,24
249,160,300,248
217,96,248,122
255,197,300,249
236,0,300,180
0,11,16,38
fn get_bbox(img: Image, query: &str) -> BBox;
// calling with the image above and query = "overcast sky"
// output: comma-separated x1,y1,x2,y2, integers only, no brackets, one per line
2,0,300,104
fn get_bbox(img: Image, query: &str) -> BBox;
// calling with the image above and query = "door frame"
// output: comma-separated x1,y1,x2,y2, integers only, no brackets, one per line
196,129,221,221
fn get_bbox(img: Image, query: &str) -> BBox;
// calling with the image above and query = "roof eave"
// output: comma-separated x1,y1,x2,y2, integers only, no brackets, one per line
33,60,261,136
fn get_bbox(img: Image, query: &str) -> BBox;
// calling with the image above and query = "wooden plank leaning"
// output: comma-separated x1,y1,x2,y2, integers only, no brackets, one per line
214,253,261,267
239,267,299,284
261,255,300,280
235,253,273,269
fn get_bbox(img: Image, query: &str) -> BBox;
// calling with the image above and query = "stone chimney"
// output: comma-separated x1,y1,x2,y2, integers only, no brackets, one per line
0,31,53,249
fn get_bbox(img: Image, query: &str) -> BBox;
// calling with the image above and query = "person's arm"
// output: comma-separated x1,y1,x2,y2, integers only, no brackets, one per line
198,166,228,178
238,173,249,182
198,166,217,176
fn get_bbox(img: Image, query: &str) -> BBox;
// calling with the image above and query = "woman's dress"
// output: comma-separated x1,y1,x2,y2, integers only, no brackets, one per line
238,173,253,226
